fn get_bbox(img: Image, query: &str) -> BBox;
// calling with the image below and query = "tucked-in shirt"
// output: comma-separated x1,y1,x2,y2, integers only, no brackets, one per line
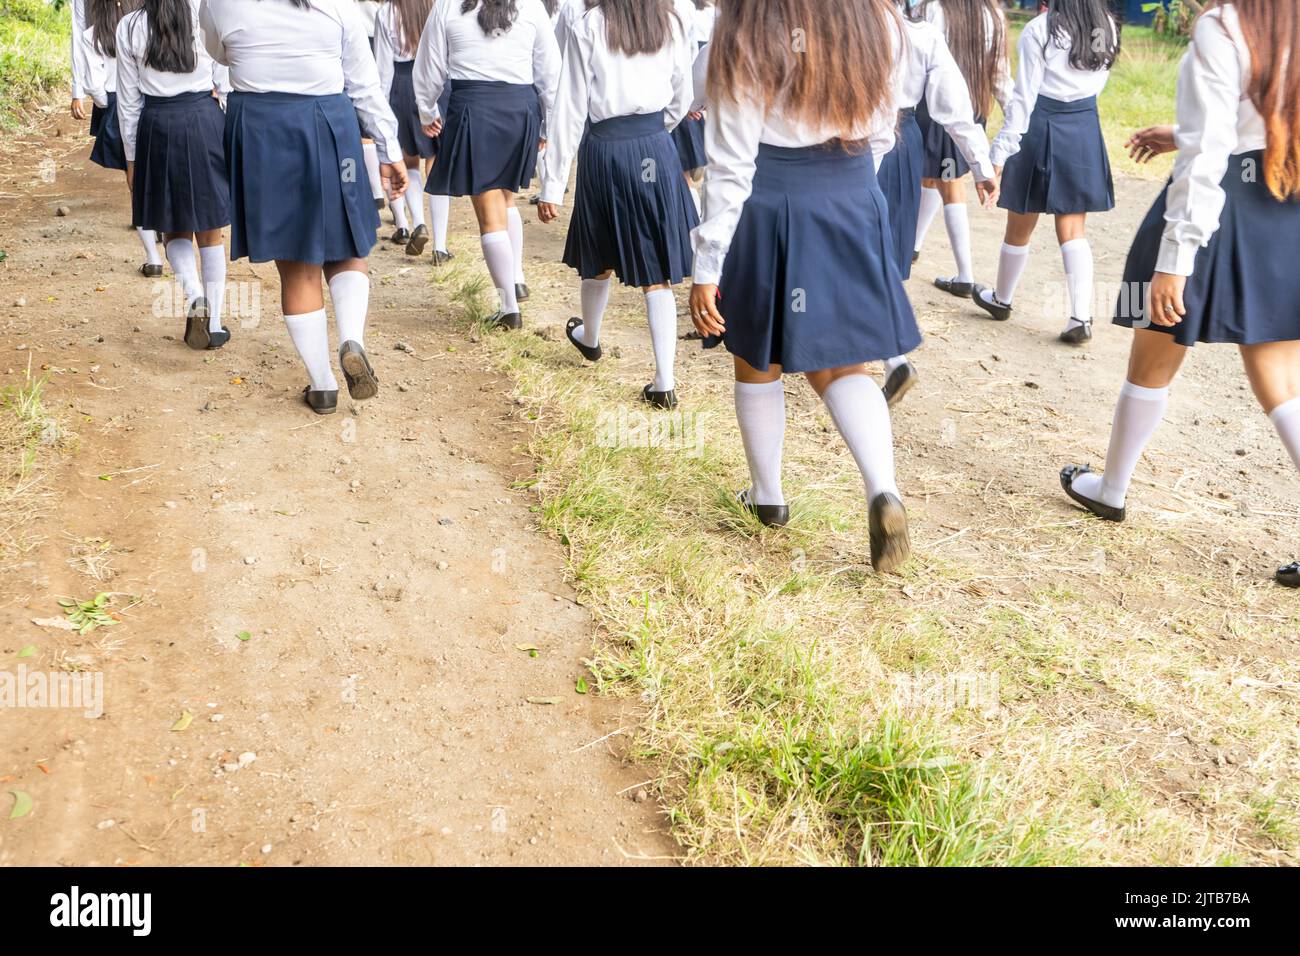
116,0,230,161
989,12,1112,166
412,0,562,129
198,0,402,163
922,0,1013,118
71,0,90,100
1159,4,1266,277
691,20,903,285
539,4,694,204
82,27,117,107
899,17,993,182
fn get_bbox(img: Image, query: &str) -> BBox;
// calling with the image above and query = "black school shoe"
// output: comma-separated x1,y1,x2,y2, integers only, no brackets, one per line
912,250,920,264
1275,563,1300,588
490,311,523,331
738,488,789,529
389,227,410,245
206,327,231,350
869,492,911,573
338,340,379,400
405,224,430,256
1060,464,1125,522
302,386,338,415
882,361,918,408
515,283,530,303
934,276,974,297
565,317,602,361
140,263,163,278
641,383,678,410
972,285,1013,321
183,298,212,350
1059,319,1093,345
432,249,455,265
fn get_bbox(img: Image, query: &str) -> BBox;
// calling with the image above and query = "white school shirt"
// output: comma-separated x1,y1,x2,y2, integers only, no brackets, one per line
198,0,403,163
411,0,562,128
921,1,1013,117
115,2,231,162
1159,4,1267,277
539,5,694,205
691,22,904,286
82,27,117,108
690,3,715,47
71,0,90,100
356,0,381,37
899,17,993,182
373,1,417,100
989,12,1113,167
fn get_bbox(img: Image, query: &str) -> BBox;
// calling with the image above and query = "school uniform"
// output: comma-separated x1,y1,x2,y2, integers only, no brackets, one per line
1113,5,1295,346
375,3,447,160
116,1,231,235
199,0,403,265
357,0,380,54
669,0,710,173
412,0,561,197
991,12,1114,215
541,4,697,288
71,0,90,106
83,28,127,171
880,17,992,278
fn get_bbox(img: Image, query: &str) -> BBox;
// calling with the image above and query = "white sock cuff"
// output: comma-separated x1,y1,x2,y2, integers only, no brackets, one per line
822,373,878,403
165,237,192,255
481,230,510,247
1120,381,1170,403
1269,394,1300,424
1060,238,1091,255
284,308,327,325
645,288,674,304
1001,242,1030,258
735,379,783,397
327,269,369,296
943,202,968,216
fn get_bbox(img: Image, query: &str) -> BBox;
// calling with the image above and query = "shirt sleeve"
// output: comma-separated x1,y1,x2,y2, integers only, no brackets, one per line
992,7,1014,116
665,17,694,131
1158,10,1242,277
689,42,709,113
691,94,765,285
374,9,396,100
924,28,994,181
538,16,588,205
82,30,108,108
71,0,89,100
531,3,563,140
199,0,228,67
115,17,143,162
989,17,1045,167
339,0,403,164
412,2,448,127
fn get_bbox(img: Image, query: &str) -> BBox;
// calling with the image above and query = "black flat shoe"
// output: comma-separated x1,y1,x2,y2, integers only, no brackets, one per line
869,492,911,574
490,311,523,331
405,223,429,256
738,488,788,529
1059,320,1093,345
882,361,918,408
934,276,974,297
206,327,231,350
389,227,410,245
1060,464,1125,522
338,340,379,400
140,263,163,278
641,384,677,410
183,298,211,351
972,284,1013,321
1275,562,1300,588
912,250,920,264
302,386,338,415
565,317,602,361
375,197,386,211
515,283,530,303
432,249,454,265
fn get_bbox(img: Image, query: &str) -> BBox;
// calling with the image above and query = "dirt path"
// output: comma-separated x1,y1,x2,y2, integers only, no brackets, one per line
0,110,673,866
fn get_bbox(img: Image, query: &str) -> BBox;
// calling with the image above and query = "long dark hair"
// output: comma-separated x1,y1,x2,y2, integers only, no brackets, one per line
1047,0,1121,71
87,0,142,58
141,0,196,73
927,1,1005,120
587,0,677,56
541,0,559,14
461,0,519,34
390,0,434,56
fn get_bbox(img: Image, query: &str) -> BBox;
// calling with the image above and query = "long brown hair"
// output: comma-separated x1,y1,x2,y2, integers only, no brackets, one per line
461,0,518,34
1221,0,1300,200
587,0,677,56
707,0,898,141
390,0,434,57
87,0,143,58
925,0,1005,120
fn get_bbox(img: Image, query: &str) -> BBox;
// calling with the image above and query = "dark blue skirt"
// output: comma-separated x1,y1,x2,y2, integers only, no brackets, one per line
562,111,697,288
671,114,706,172
1113,151,1300,346
877,108,923,280
999,95,1114,215
391,60,448,160
90,93,127,171
225,91,379,264
132,91,230,234
917,97,981,182
708,144,920,373
426,80,540,197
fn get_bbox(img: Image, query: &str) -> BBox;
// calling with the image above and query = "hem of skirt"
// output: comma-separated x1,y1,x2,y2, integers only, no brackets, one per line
426,178,531,198
563,257,691,288
999,198,1115,215
720,341,922,375
232,244,376,265
90,155,127,171
1110,318,1296,348
134,218,231,234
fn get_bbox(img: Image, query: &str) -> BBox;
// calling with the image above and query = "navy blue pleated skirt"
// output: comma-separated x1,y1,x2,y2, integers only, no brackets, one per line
562,111,697,288
877,108,924,279
671,114,706,173
391,60,448,160
1113,151,1300,346
917,97,981,182
132,91,230,234
225,91,379,264
427,80,540,197
90,93,127,171
707,144,920,373
999,95,1114,215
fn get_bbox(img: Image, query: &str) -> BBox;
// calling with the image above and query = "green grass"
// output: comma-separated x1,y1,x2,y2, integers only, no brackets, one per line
0,361,69,563
0,0,71,128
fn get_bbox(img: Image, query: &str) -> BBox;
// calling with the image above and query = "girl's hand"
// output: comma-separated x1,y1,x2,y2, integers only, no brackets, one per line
1148,271,1187,327
975,177,999,209
380,162,409,201
125,161,134,193
537,201,558,224
688,110,704,122
1125,126,1176,164
422,118,443,138
71,98,87,121
690,283,725,338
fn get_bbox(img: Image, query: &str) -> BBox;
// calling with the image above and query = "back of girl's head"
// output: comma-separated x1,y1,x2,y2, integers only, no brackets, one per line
461,0,520,35
142,0,197,74
392,0,435,55
707,0,898,141
932,0,1006,119
1047,0,1121,71
87,0,143,58
585,0,678,56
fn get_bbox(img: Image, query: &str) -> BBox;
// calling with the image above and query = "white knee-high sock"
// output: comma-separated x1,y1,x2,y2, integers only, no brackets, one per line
914,187,942,253
284,309,337,392
430,194,451,252
137,228,162,266
198,244,227,332
480,231,519,313
575,277,611,347
1060,238,1094,331
943,203,973,283
391,197,409,232
165,238,202,304
820,374,899,502
995,242,1031,305
1268,395,1300,474
735,380,786,507
645,288,677,392
362,142,384,202
403,166,426,229
327,270,369,347
506,206,526,284
1072,381,1170,509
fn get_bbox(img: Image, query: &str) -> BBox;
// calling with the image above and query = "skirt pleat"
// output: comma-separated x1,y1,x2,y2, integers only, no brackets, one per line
391,60,446,160
132,91,230,234
426,80,540,197
671,115,707,173
90,93,127,171
917,97,980,181
998,95,1114,215
877,108,924,279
